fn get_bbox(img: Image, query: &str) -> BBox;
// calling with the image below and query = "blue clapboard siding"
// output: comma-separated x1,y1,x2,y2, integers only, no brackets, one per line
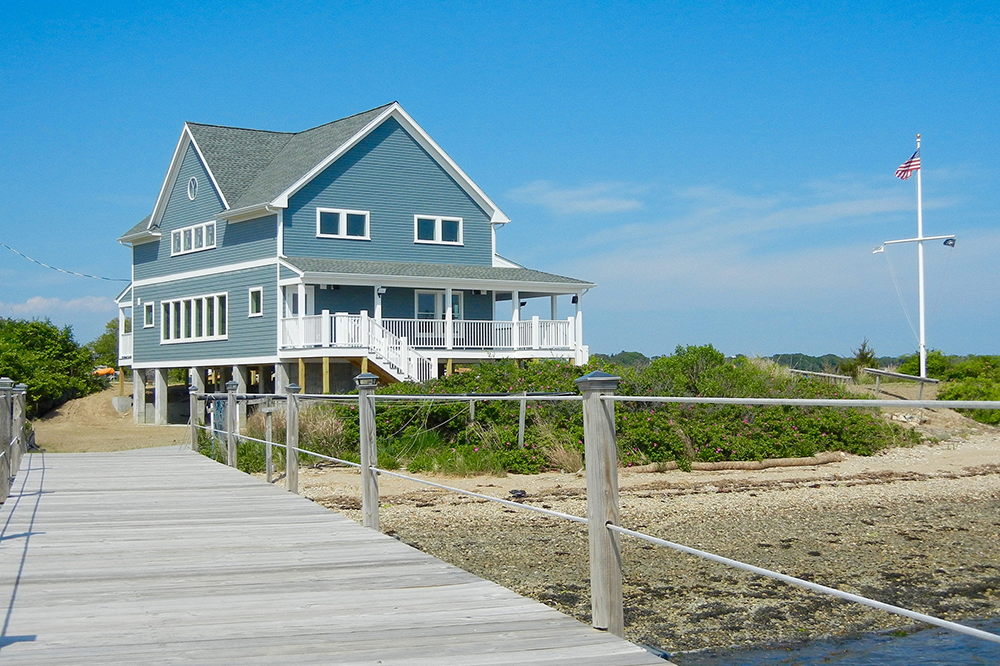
315,285,374,314
132,265,277,366
380,288,492,320
283,118,492,266
133,143,277,281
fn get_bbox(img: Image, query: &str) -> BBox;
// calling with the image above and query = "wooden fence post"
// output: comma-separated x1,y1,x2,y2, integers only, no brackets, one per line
574,370,624,637
285,384,301,494
188,385,200,452
355,373,380,531
518,391,527,449
264,395,274,483
13,384,26,472
0,377,13,502
226,380,238,467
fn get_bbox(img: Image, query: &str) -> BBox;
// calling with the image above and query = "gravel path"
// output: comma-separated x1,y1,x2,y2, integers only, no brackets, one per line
297,401,1000,654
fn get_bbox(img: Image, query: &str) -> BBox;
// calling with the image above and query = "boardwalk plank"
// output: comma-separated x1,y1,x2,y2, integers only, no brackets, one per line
0,449,668,665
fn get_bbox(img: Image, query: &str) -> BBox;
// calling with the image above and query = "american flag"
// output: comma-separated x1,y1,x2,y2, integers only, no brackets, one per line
895,150,921,180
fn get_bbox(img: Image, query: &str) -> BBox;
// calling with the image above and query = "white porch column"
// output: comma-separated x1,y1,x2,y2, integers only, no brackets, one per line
444,286,453,351
374,286,383,322
133,369,146,424
153,368,168,425
574,293,584,365
512,290,520,349
234,365,249,427
550,295,558,321
297,283,306,347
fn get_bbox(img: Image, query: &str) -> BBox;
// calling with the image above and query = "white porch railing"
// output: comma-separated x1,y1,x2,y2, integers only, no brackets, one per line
119,332,133,362
279,313,580,382
381,316,576,351
280,312,434,383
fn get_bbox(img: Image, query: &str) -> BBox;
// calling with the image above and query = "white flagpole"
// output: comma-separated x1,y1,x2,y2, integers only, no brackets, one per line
915,134,926,379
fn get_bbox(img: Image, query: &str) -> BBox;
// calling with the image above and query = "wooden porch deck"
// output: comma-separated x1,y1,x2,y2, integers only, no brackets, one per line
0,448,667,665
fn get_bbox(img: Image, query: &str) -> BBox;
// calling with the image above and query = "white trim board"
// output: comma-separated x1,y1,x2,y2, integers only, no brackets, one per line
148,127,230,233
132,354,281,370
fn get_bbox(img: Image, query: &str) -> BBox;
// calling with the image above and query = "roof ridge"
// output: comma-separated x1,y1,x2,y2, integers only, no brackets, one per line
185,122,294,135
292,102,396,136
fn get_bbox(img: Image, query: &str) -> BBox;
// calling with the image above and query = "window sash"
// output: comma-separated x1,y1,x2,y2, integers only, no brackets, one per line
414,216,463,244
159,293,227,343
170,221,216,256
316,208,369,239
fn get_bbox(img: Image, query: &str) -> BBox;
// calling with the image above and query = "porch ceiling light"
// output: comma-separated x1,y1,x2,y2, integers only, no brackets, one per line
355,372,379,389
377,287,387,295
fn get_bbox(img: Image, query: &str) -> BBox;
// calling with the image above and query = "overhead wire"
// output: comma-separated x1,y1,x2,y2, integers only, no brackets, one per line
0,241,130,282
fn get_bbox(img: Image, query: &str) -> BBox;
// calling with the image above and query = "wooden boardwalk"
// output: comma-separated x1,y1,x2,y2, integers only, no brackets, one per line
0,448,667,665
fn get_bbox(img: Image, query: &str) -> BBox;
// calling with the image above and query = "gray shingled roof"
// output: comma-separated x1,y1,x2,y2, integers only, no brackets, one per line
188,103,395,210
283,257,593,286
119,214,155,241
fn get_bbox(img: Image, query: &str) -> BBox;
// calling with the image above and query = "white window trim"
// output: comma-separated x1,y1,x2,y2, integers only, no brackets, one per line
170,220,217,257
248,287,264,318
160,291,228,344
414,215,463,245
315,207,370,241
143,303,155,328
414,289,464,319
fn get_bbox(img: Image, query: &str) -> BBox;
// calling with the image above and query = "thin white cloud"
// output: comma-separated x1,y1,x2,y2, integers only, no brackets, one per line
0,296,117,317
506,180,645,215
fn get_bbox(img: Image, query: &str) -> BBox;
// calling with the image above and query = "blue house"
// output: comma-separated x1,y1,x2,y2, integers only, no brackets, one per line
117,103,593,424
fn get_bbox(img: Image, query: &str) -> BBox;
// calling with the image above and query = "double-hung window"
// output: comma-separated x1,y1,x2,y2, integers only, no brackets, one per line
161,292,227,343
248,287,263,317
414,216,462,245
316,208,369,240
143,303,154,328
171,221,216,256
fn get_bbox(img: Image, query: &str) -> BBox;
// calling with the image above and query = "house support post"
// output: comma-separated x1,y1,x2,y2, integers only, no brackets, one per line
285,383,301,494
551,295,558,320
297,359,306,392
274,363,290,395
118,369,125,396
190,367,206,427
188,385,200,452
133,370,146,424
226,380,238,467
234,365,249,427
574,371,623,637
322,357,330,394
153,368,168,425
356,374,379,531
446,358,453,377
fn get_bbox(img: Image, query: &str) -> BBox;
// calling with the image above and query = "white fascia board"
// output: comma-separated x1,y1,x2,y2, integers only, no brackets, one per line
132,258,277,288
185,126,230,209
115,283,133,304
492,254,522,268
132,354,280,370
286,270,593,294
149,126,230,230
277,258,304,276
118,230,162,246
271,103,511,225
218,203,280,222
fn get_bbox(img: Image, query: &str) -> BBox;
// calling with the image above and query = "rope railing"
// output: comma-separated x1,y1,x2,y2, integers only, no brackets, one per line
187,377,1000,646
606,524,1000,645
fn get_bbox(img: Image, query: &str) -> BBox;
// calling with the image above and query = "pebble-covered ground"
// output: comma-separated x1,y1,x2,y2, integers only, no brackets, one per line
292,397,1000,655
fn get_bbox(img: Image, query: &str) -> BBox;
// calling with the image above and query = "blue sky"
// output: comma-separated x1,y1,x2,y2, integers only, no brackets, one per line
1,1,997,358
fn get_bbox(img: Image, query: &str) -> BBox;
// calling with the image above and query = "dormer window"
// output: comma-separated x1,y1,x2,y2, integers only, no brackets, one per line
171,221,216,256
316,208,370,240
414,216,463,245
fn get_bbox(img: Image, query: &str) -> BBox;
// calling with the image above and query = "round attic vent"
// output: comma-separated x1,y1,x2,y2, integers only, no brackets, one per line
187,177,198,200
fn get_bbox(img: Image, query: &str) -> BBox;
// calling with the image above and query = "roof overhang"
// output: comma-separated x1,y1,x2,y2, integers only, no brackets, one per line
117,229,161,246
217,202,281,222
271,103,511,225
